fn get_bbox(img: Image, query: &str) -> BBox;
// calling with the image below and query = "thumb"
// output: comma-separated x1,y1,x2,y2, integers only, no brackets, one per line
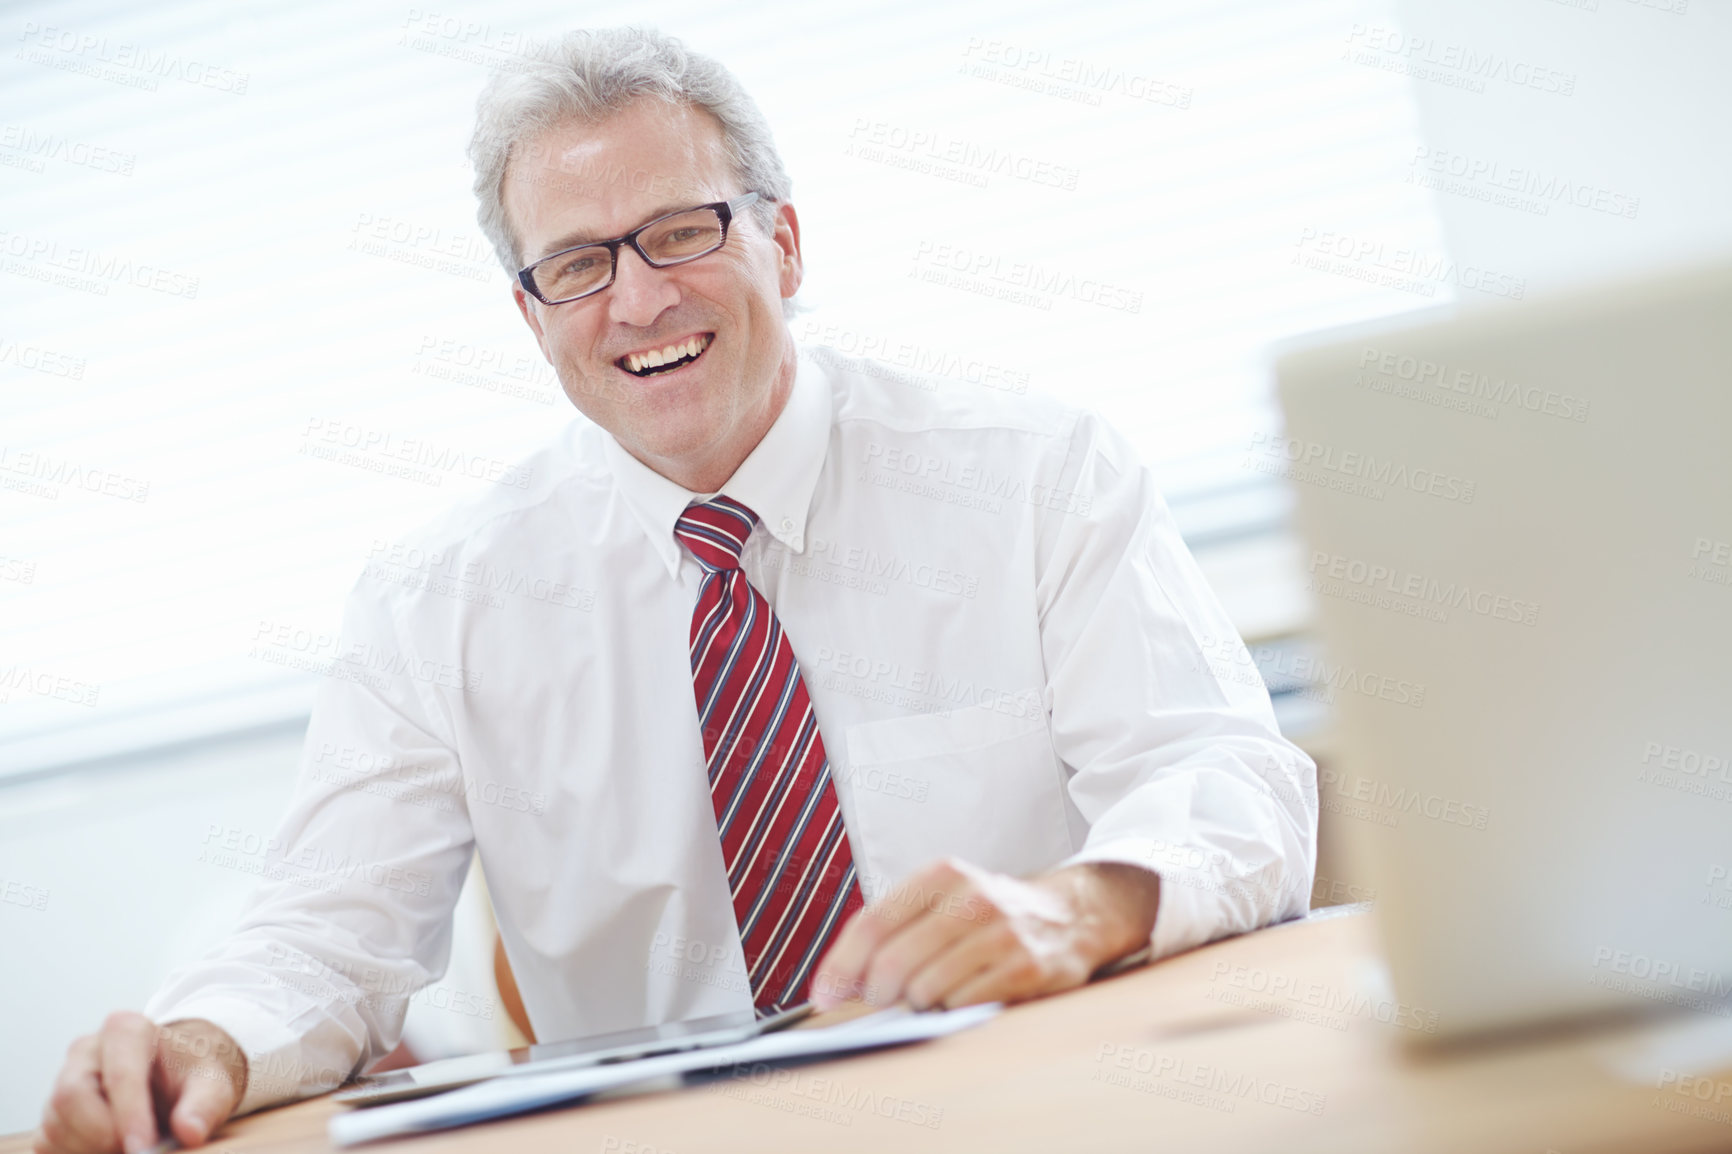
168,1066,241,1148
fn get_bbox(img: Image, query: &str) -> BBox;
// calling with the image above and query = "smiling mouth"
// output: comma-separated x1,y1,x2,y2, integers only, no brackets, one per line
617,333,714,377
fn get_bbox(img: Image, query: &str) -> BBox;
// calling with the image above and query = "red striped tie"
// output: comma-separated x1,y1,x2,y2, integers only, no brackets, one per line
675,496,864,1012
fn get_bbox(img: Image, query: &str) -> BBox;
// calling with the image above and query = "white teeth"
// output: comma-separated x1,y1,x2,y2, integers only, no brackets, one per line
623,335,710,375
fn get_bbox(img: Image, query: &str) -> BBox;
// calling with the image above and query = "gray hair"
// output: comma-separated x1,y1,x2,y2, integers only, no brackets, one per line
467,27,792,291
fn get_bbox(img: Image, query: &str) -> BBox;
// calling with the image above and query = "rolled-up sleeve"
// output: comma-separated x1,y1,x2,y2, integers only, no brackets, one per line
144,577,475,1115
1035,411,1317,960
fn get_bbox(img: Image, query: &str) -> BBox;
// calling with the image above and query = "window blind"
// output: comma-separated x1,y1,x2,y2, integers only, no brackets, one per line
0,0,1451,777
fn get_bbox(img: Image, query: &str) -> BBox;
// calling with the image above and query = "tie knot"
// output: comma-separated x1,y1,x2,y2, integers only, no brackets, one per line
675,496,759,572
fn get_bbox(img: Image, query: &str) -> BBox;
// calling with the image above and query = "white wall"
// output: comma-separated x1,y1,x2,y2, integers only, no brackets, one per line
0,728,304,1133
0,726,513,1135
1391,0,1732,294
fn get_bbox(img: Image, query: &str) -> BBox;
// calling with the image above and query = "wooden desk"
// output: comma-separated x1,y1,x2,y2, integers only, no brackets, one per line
9,909,1729,1153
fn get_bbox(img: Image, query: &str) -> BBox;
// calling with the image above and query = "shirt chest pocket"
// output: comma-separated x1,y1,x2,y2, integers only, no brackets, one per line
838,690,1077,899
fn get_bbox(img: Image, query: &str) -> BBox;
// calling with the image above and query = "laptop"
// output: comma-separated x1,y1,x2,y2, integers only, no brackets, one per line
1272,259,1732,1039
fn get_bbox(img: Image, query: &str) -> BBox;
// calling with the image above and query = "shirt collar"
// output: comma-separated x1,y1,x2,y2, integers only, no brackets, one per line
602,349,831,579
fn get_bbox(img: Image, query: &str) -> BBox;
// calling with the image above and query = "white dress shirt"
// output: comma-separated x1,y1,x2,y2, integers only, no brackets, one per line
145,345,1317,1113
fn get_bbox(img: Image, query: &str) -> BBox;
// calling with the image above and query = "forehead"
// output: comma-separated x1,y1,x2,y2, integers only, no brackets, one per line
503,99,735,257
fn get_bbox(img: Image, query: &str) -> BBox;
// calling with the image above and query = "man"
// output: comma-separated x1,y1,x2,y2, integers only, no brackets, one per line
34,27,1315,1154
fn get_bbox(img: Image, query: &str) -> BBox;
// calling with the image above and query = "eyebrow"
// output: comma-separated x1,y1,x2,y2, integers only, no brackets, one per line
534,202,696,261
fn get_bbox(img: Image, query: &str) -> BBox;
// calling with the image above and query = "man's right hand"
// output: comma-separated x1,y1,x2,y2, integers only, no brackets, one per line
34,1014,246,1154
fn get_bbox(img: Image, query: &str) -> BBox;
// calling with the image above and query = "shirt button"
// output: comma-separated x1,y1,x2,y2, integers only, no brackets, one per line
779,517,794,531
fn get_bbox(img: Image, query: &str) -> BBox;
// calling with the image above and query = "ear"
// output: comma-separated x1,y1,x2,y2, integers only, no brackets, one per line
513,285,552,361
772,200,803,301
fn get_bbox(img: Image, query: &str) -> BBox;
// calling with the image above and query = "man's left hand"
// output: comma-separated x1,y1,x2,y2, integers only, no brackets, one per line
809,859,1161,1011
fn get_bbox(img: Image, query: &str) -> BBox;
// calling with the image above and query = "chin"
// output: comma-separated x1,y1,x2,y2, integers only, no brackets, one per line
629,412,731,465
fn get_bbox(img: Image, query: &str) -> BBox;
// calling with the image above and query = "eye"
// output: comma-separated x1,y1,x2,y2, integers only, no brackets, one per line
559,254,600,277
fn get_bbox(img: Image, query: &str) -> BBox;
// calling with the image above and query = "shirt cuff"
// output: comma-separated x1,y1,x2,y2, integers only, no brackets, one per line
146,992,346,1117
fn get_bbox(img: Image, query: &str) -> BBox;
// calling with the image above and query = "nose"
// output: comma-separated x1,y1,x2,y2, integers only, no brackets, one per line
606,245,681,328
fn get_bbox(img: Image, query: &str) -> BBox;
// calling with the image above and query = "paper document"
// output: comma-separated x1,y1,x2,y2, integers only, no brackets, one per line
328,1003,1000,1146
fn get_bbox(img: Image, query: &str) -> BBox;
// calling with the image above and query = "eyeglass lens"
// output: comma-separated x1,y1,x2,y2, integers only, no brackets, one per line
531,206,727,301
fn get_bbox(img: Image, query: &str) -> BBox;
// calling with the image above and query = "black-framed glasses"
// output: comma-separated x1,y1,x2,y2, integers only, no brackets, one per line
517,191,762,305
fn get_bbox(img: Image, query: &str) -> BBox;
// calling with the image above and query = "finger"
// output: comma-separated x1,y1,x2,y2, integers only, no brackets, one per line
35,1108,77,1154
811,861,971,1006
943,944,1087,1009
858,899,985,1007
810,902,924,1007
98,1014,160,1154
170,1072,237,1149
902,921,1012,1011
44,1035,119,1154
808,907,884,1008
